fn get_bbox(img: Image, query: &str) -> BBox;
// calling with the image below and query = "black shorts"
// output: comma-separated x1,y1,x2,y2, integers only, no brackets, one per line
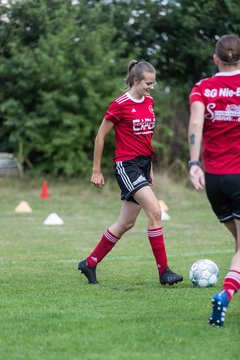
205,172,240,223
114,156,151,203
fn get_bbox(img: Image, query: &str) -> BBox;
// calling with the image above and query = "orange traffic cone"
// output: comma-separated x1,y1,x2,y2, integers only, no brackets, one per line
41,180,49,199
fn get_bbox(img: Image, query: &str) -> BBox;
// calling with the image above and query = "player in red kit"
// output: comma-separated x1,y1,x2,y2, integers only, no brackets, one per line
78,60,183,286
188,34,240,327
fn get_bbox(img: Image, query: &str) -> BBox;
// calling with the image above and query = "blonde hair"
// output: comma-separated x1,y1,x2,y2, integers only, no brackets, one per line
215,34,240,65
125,60,156,88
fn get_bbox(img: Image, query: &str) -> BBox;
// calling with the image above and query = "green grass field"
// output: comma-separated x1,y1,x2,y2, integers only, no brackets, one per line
0,175,239,360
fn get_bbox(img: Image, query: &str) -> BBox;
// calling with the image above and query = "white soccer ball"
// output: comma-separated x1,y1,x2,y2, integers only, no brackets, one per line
189,259,219,287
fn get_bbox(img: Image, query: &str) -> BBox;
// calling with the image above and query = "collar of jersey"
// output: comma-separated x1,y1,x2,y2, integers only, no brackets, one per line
126,92,145,103
214,69,240,77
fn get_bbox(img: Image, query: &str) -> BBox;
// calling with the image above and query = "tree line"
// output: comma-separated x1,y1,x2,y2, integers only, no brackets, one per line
0,0,239,177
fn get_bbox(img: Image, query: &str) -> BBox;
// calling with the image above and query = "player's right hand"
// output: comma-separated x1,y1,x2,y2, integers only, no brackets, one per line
189,165,205,190
91,172,105,189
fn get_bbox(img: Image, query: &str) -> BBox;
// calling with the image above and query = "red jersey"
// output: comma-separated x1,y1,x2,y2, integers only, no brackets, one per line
189,70,240,174
104,92,155,162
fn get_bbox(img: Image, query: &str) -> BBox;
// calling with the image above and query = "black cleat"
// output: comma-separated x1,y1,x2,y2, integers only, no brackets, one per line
160,267,183,286
78,259,99,284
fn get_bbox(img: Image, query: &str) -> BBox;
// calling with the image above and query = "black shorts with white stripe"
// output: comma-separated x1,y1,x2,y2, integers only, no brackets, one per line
114,156,151,203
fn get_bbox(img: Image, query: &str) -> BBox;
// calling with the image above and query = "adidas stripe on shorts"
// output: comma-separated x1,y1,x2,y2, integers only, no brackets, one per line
114,156,151,203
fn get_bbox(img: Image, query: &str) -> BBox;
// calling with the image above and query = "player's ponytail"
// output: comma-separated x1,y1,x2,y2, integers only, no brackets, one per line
125,60,156,88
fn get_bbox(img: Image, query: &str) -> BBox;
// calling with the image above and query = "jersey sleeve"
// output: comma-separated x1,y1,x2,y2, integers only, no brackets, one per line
104,100,122,125
189,82,205,105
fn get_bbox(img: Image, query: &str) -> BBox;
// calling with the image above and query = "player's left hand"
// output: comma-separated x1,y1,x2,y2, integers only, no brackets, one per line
149,172,155,186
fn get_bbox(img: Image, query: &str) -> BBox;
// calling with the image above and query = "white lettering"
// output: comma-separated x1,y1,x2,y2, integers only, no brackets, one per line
219,88,227,97
205,103,240,122
205,103,216,119
133,118,155,134
205,87,240,97
204,89,217,97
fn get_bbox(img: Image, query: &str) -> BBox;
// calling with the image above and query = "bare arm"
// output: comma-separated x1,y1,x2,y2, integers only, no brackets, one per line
188,101,205,190
91,118,114,188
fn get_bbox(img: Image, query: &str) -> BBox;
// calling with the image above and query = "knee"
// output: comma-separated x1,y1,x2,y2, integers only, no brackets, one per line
122,219,136,232
148,205,162,226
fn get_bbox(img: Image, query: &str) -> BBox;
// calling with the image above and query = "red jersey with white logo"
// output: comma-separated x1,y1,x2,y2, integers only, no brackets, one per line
189,70,240,174
104,92,155,162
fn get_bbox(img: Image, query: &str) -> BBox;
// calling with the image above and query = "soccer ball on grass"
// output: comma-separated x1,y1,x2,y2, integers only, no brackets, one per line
189,259,219,287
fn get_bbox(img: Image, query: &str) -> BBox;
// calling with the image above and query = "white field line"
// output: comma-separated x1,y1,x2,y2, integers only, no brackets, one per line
50,249,233,263
0,249,233,265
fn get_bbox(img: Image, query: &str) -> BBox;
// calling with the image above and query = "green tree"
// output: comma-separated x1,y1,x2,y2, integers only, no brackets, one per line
0,0,127,176
109,0,240,91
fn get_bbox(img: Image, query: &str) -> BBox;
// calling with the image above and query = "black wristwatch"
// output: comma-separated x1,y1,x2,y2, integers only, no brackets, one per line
188,160,201,169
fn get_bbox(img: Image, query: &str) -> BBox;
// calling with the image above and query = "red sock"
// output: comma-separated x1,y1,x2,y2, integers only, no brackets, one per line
87,229,119,267
223,270,240,301
148,227,168,274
